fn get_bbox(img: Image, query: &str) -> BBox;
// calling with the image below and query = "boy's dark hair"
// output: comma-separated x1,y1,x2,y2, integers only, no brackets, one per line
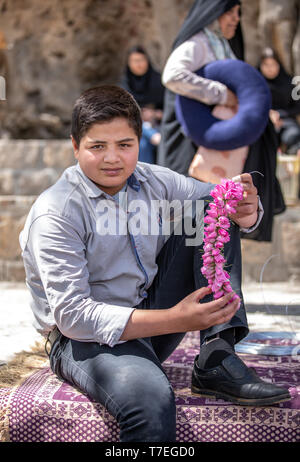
71,85,142,146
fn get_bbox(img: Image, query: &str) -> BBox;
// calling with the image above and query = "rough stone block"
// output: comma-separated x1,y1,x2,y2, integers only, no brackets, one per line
0,140,41,169
0,169,15,195
0,215,25,259
16,168,60,195
0,195,36,265
42,140,75,170
0,259,25,282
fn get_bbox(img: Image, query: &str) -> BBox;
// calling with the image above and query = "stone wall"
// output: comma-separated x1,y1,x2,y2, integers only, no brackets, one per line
0,139,75,281
0,0,299,139
0,139,75,195
0,1,300,282
0,0,193,139
0,195,35,281
0,140,299,283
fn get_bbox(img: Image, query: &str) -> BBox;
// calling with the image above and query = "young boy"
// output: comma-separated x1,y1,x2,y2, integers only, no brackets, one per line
19,85,290,443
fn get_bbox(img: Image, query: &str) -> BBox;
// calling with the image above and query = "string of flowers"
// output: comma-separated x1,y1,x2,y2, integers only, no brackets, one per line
201,179,244,307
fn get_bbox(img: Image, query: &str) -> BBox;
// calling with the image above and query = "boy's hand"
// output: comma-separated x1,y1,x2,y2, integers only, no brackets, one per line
172,287,240,332
121,287,239,341
230,173,258,229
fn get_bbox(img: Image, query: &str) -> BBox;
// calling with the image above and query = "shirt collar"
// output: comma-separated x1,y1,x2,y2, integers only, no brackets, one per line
75,162,147,198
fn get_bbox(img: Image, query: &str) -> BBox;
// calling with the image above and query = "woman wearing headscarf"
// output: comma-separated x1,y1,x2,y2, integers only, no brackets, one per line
158,0,285,242
258,47,300,155
155,0,290,408
120,45,165,110
120,46,165,164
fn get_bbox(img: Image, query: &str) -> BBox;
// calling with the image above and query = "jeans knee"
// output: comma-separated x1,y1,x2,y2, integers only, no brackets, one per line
117,370,177,442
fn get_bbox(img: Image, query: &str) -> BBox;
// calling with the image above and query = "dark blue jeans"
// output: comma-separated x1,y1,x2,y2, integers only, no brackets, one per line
49,207,248,442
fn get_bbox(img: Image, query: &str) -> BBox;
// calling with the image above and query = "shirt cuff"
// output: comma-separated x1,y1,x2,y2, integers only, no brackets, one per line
95,304,135,348
217,85,229,105
240,196,264,234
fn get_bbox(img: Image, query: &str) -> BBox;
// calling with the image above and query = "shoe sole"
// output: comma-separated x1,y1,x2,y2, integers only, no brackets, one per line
191,384,291,406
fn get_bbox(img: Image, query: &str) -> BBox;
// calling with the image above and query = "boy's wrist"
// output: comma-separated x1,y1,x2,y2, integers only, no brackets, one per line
120,307,181,341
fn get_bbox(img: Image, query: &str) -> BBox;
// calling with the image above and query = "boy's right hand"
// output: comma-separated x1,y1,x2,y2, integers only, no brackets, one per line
171,287,240,332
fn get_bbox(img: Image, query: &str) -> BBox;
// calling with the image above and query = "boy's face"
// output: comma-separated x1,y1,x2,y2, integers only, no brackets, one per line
72,117,139,196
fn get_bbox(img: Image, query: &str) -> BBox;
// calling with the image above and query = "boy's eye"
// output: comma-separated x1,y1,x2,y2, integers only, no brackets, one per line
91,144,104,150
119,143,131,148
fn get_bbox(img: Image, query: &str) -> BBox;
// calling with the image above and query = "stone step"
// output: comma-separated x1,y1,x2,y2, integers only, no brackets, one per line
0,167,63,195
0,139,75,195
0,195,37,281
0,196,36,266
0,139,75,170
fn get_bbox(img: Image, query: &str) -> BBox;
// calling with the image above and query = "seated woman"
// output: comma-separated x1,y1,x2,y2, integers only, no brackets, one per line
258,47,300,155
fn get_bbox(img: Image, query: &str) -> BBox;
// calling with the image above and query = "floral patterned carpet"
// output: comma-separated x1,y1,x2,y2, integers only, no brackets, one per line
0,331,299,442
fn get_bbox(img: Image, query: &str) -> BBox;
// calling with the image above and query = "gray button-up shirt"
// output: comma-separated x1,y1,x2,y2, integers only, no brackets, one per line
19,162,261,347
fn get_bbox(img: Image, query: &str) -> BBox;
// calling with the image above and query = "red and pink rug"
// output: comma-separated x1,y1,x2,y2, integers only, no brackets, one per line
1,332,299,442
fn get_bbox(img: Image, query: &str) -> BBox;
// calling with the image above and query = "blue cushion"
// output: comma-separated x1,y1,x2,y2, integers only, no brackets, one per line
175,59,271,150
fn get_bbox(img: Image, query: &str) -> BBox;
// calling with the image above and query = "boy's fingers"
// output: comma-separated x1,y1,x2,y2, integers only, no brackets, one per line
208,298,240,325
232,173,252,185
194,286,212,302
205,291,236,313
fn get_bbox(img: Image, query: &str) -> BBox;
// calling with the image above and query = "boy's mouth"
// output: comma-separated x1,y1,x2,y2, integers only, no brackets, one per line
101,168,123,176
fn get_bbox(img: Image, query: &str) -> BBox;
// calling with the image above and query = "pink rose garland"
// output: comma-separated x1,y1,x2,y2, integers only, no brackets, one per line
201,179,244,307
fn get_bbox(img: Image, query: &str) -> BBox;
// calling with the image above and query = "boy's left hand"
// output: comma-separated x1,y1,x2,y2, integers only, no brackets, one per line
230,173,258,229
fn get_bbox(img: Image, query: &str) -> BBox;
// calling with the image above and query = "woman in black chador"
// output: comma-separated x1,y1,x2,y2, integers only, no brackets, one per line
120,45,165,110
258,47,300,155
158,0,285,242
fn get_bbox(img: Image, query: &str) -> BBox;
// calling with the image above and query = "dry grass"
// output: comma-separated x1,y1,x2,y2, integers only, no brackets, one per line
0,341,48,442
0,341,48,389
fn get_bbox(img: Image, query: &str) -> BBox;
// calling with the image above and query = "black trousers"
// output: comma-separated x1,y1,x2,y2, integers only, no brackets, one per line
135,200,249,362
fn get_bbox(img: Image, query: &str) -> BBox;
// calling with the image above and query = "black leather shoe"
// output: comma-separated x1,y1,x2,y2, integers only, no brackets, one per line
191,353,291,406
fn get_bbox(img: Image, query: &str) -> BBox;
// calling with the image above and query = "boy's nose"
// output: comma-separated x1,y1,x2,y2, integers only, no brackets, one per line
103,149,119,162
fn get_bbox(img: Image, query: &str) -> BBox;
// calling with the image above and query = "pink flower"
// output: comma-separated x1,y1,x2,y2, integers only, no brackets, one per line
214,241,223,249
201,179,243,304
223,283,232,293
205,223,217,233
204,216,217,224
218,216,230,228
207,208,218,218
203,260,213,268
214,254,225,264
216,234,230,244
218,228,229,238
225,203,237,214
214,290,225,299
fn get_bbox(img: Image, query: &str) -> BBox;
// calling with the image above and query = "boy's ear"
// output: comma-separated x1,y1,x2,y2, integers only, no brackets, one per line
71,135,79,158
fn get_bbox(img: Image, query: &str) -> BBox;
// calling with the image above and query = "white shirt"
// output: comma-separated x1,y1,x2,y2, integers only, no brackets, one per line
162,30,228,105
